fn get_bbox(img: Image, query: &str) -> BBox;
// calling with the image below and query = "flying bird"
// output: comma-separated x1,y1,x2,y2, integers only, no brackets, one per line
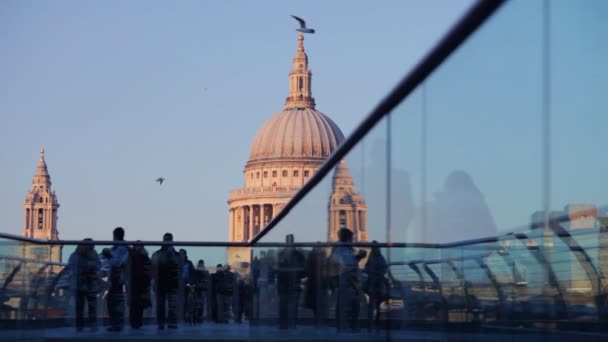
291,15,315,34
156,177,165,185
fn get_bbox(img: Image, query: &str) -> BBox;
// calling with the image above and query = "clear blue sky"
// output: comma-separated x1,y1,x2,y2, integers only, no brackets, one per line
252,0,608,245
3,1,606,255
0,0,477,244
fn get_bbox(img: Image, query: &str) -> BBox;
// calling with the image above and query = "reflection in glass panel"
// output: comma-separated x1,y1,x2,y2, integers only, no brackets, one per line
549,0,608,306
418,0,543,243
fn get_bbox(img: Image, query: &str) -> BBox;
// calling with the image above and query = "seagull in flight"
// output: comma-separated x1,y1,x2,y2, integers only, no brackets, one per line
291,15,315,34
156,177,165,185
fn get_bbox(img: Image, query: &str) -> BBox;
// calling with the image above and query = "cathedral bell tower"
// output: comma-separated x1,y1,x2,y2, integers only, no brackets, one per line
285,33,315,109
22,148,61,264
328,160,368,242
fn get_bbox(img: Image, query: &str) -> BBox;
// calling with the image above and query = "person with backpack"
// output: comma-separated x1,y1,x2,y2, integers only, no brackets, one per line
107,227,130,332
151,233,180,330
68,238,101,332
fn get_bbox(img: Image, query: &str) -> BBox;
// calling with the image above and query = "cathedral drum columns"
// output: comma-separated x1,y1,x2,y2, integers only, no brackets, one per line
227,33,351,271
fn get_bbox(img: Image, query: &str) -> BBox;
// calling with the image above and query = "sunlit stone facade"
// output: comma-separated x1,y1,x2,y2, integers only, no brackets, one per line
21,149,62,268
227,34,366,269
328,160,367,242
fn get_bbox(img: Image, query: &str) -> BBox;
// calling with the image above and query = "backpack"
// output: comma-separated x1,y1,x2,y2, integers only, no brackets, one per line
156,248,179,287
110,246,130,286
222,271,235,295
76,254,99,293
193,269,209,291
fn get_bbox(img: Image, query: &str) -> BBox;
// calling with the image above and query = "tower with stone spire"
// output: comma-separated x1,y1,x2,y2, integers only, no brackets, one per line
22,148,62,265
328,160,368,242
285,33,316,109
227,32,346,273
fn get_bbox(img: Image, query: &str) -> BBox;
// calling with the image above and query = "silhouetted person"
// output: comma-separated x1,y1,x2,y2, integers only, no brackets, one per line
250,256,261,320
192,259,210,323
128,243,151,329
224,265,237,321
234,277,250,323
330,228,366,332
151,233,180,330
99,248,112,301
277,234,305,329
304,244,329,326
364,241,388,332
107,227,130,332
100,248,112,277
68,238,101,332
211,264,227,323
179,249,195,323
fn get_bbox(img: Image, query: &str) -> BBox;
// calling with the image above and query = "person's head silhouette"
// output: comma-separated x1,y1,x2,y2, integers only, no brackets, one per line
113,227,124,241
337,228,353,243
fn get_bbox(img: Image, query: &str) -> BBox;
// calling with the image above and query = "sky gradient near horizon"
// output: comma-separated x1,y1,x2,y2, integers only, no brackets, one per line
0,0,477,243
2,0,606,257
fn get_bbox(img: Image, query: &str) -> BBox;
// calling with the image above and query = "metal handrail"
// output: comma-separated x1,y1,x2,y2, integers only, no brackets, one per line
0,205,604,248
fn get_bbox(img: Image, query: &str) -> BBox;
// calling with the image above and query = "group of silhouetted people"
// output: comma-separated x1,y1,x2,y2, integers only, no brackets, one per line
69,227,388,333
69,227,244,332
252,228,389,333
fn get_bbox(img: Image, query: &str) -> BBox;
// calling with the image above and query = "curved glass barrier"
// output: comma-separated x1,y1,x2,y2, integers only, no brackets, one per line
1,0,607,340
249,0,608,338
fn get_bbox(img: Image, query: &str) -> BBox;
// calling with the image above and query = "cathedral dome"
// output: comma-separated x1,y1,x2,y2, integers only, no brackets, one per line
248,107,344,164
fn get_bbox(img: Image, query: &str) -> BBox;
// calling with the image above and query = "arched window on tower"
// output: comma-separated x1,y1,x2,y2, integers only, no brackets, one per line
298,77,304,91
38,209,43,229
339,210,346,229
